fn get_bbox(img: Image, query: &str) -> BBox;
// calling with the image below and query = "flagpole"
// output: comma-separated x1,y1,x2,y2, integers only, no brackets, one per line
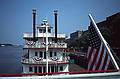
88,14,120,70
45,21,48,74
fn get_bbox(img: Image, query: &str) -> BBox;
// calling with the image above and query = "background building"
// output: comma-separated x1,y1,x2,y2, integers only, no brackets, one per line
97,12,120,59
66,30,83,49
70,31,83,40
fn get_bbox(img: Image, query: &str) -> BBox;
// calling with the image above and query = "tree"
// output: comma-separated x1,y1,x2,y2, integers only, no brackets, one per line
66,26,111,52
99,27,111,43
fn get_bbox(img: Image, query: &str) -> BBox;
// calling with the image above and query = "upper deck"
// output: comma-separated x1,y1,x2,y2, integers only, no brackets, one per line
23,20,67,49
23,33,65,39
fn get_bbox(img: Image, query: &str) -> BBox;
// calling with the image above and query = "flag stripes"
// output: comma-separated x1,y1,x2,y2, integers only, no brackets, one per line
99,46,107,70
87,14,119,71
87,22,111,70
88,42,111,70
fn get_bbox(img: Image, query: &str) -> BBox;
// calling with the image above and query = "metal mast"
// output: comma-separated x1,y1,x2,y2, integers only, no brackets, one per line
45,20,49,74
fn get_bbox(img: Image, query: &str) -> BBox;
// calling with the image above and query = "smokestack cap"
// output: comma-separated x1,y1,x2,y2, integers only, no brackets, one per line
54,10,58,14
32,9,36,14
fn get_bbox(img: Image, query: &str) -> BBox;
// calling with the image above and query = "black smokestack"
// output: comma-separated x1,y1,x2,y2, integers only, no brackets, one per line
32,9,36,42
54,10,58,43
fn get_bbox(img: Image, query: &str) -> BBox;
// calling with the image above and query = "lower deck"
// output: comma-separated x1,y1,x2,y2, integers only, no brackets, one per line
22,64,69,73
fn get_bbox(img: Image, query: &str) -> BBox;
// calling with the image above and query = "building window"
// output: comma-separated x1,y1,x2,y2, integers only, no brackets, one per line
60,66,63,71
54,52,57,56
29,67,33,72
50,51,52,57
35,52,38,56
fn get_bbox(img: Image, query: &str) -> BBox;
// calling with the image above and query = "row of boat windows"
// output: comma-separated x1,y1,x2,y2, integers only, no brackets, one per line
34,51,57,58
29,66,63,73
25,50,66,59
39,29,51,33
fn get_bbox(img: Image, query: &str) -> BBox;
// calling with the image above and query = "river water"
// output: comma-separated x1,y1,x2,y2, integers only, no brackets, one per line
0,46,22,74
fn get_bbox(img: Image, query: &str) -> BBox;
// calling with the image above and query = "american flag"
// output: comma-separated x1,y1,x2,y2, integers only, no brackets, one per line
87,22,111,70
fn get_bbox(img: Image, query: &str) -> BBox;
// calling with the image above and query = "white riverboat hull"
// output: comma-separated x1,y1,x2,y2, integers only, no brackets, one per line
1,71,120,79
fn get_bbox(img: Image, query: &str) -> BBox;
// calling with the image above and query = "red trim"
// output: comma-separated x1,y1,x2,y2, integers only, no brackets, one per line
0,69,118,77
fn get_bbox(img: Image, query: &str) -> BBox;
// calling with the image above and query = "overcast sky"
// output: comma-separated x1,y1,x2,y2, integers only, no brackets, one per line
0,0,120,44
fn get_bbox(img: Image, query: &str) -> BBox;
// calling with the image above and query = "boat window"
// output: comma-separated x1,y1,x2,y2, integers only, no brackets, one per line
50,51,52,57
28,50,29,53
35,52,38,56
39,29,42,33
29,67,33,72
63,53,65,57
60,66,63,71
48,29,51,33
54,52,57,56
38,67,42,73
44,52,46,59
39,51,43,57
55,65,58,72
43,66,46,73
48,66,50,72
34,66,37,73
51,66,54,72
43,29,46,33
27,50,29,58
52,39,54,42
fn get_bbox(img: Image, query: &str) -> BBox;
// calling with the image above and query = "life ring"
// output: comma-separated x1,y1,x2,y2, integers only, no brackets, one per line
26,41,35,45
33,57,43,62
51,57,58,61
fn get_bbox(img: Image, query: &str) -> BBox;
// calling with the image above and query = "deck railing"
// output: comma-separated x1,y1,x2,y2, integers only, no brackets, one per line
21,57,69,64
24,42,67,48
23,33,66,38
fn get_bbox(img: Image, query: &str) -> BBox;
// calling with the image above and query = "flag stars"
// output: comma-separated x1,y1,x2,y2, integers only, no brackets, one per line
89,26,101,49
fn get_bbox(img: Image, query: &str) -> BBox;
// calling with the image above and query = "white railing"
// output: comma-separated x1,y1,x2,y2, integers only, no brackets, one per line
21,57,69,64
24,42,67,48
23,33,66,38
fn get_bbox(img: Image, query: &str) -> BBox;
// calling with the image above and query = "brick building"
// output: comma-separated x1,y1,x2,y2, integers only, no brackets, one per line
97,12,120,59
